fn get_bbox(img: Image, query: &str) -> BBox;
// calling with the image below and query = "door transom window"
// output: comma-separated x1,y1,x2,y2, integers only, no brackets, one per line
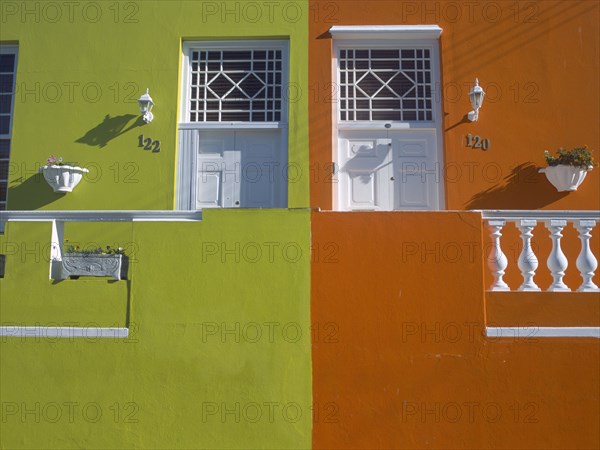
339,48,433,121
187,49,283,123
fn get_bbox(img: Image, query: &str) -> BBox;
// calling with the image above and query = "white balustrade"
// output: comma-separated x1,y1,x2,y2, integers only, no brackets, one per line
546,220,570,292
486,220,509,291
576,220,599,292
482,211,600,293
517,220,540,291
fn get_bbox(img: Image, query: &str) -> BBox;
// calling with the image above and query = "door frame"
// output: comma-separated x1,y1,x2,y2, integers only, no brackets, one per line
329,26,446,211
176,40,290,210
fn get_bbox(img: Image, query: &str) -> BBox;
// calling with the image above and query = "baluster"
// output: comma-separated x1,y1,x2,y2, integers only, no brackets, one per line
517,219,540,291
545,220,570,291
575,220,599,292
487,219,509,291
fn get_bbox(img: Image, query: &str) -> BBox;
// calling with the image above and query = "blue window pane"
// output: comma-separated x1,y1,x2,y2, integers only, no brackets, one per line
0,161,8,180
0,54,15,72
0,116,9,135
0,95,11,114
0,74,13,93
0,139,10,158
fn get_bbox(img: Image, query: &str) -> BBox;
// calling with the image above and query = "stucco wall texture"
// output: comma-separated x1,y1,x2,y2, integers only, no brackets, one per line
1,210,313,448
311,211,599,449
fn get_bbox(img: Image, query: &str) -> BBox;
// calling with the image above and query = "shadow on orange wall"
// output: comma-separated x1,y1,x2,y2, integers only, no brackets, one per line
466,163,569,210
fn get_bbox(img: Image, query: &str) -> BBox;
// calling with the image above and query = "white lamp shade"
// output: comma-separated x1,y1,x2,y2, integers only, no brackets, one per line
138,88,154,113
469,79,485,110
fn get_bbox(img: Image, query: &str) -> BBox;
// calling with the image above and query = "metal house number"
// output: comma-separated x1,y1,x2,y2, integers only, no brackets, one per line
138,134,161,152
466,134,490,151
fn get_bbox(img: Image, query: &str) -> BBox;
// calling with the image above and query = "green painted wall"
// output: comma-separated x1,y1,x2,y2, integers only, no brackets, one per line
1,0,309,209
1,209,312,448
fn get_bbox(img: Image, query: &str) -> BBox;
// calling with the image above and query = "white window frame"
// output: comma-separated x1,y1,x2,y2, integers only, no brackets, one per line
179,40,290,130
0,45,18,214
330,26,443,131
329,25,445,210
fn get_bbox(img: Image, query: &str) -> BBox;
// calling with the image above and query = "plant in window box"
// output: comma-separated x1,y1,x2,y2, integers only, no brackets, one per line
39,155,89,193
540,146,597,192
60,245,128,280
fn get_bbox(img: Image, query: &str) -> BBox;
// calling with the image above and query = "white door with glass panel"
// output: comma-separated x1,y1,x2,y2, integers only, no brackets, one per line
177,41,288,209
335,45,444,211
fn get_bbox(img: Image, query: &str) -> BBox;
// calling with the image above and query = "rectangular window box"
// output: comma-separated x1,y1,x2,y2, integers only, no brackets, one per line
60,254,128,280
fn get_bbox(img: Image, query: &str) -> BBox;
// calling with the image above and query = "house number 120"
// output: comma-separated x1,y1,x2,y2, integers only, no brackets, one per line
466,134,490,151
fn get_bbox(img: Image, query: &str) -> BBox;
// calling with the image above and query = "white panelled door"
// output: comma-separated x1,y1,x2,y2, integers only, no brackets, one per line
338,130,439,210
196,130,284,209
338,131,393,210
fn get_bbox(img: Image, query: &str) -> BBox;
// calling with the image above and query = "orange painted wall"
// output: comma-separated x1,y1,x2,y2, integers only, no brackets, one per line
311,211,600,449
309,0,600,210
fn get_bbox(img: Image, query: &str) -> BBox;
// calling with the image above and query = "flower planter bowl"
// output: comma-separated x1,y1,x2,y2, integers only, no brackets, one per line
60,253,127,280
39,165,89,193
540,165,591,192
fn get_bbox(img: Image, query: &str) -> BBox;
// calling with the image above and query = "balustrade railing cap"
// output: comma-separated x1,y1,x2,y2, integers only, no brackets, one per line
479,210,600,220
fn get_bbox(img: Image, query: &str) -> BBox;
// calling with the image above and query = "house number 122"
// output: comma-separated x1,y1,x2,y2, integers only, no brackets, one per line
138,134,161,152
466,134,490,151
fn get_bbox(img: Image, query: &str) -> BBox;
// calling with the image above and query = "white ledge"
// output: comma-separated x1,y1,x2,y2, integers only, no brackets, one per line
178,122,287,130
0,326,129,339
329,25,443,40
486,327,600,339
0,210,203,222
478,210,599,220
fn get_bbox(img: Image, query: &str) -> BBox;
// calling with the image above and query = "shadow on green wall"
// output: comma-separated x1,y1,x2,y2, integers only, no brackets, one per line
466,163,568,209
75,114,144,148
7,173,63,210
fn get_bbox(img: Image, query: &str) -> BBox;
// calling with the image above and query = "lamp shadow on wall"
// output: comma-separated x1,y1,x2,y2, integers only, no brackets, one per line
75,114,144,148
7,174,62,210
466,162,568,209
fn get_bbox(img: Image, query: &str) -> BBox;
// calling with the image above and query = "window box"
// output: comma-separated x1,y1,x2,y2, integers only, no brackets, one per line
60,253,128,280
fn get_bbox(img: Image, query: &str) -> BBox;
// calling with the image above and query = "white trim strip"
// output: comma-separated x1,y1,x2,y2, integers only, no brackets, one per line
486,327,600,338
329,25,443,40
0,326,129,338
0,210,203,222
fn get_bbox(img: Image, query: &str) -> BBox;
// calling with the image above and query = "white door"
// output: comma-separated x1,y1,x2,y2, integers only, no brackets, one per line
338,131,393,210
338,130,439,211
196,130,284,208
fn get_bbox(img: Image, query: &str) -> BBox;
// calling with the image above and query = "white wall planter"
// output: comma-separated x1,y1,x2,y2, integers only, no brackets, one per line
39,165,89,193
539,165,591,192
60,254,127,280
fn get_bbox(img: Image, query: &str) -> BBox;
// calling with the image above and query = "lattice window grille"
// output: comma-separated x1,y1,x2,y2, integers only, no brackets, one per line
339,48,433,122
188,49,283,122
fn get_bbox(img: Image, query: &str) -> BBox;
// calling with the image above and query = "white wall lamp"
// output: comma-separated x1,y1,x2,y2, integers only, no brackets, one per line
468,78,485,122
138,88,155,123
